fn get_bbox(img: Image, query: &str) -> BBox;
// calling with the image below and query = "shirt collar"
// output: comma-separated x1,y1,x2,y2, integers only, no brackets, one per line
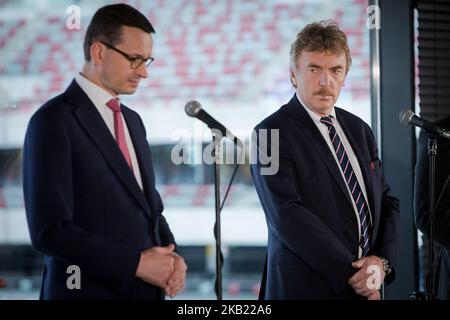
75,73,119,108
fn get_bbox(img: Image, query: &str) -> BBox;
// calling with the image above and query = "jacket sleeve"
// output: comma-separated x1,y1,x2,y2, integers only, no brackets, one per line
23,109,141,294
137,115,176,249
362,125,400,284
370,174,400,283
155,189,176,247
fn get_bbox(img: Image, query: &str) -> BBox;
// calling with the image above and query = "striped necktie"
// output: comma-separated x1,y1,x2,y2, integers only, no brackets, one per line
320,115,372,256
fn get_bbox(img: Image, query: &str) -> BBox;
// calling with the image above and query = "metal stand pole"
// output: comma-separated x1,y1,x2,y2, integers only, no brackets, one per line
212,134,222,300
427,137,437,300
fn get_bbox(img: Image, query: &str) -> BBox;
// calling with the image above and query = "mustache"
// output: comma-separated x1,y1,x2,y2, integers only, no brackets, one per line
313,88,334,97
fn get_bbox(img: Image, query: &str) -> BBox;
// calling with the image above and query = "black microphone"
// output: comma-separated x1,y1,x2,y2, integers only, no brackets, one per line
185,100,243,147
399,109,450,140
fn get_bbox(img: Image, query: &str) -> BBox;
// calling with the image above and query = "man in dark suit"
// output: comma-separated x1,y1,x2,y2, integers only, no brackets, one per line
414,116,450,299
251,21,400,299
22,4,186,299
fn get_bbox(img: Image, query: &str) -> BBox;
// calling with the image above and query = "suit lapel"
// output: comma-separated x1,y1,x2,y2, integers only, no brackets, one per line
64,81,153,220
288,96,354,209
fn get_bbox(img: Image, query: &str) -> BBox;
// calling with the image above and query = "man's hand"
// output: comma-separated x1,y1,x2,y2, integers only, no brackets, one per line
165,254,187,298
348,255,385,299
367,290,381,300
135,244,175,288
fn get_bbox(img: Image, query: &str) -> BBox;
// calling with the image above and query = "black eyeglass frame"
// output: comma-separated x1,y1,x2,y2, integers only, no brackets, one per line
99,41,154,69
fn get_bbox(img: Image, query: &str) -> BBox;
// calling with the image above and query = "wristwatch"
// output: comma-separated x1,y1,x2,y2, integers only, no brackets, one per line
379,257,392,275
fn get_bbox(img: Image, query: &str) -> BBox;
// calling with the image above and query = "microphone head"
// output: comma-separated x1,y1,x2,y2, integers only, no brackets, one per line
399,109,415,124
185,100,202,117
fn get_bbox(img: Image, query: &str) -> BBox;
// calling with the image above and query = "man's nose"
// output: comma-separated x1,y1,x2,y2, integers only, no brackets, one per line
319,71,330,87
136,63,148,79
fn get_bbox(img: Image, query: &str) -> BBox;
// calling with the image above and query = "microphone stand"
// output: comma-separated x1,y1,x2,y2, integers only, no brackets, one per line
212,132,223,300
427,137,437,300
210,131,242,300
409,134,449,301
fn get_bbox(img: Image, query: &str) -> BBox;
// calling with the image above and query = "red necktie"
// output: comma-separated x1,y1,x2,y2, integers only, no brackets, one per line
106,98,133,170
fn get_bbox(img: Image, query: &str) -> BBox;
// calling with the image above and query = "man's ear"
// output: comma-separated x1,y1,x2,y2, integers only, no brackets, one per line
90,41,104,66
290,69,297,88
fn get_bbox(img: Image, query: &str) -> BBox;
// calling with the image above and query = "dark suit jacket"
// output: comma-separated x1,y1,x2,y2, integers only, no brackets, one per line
414,116,450,300
251,95,400,299
23,80,175,299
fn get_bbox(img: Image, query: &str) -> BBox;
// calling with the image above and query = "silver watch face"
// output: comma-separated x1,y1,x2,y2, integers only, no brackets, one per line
381,258,392,274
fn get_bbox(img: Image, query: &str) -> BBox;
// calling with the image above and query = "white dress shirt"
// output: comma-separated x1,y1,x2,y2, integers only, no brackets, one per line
75,73,143,190
296,93,372,258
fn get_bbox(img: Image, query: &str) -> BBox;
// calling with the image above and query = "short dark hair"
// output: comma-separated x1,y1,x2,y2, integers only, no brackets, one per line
290,20,352,73
83,3,155,61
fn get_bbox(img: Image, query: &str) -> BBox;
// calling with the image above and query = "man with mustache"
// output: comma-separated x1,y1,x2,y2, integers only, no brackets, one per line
23,4,186,299
251,21,400,299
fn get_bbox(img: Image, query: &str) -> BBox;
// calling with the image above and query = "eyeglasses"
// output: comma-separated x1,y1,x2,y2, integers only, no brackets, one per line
100,41,155,69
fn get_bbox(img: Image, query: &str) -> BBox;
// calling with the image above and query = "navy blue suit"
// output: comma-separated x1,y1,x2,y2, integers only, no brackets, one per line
251,95,400,299
23,81,175,299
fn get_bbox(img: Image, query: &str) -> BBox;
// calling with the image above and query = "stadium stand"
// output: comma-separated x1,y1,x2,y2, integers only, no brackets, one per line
1,0,370,108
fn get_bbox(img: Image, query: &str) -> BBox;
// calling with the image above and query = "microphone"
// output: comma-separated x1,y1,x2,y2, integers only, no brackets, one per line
185,100,243,147
399,109,450,140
